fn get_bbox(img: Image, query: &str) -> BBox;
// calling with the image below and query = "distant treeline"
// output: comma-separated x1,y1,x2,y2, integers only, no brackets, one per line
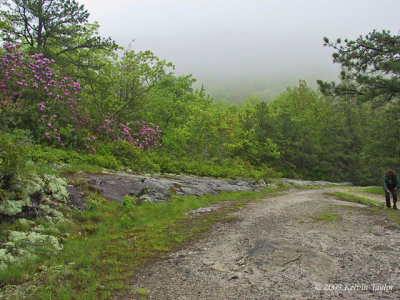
1,1,399,187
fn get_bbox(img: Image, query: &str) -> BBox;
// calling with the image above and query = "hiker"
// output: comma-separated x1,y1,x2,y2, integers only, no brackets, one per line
383,169,399,210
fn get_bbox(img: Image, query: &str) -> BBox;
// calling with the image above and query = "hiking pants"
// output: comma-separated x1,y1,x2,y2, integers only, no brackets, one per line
385,189,397,207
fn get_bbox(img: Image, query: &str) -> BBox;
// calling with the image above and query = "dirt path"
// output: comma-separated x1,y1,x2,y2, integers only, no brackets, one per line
124,188,400,299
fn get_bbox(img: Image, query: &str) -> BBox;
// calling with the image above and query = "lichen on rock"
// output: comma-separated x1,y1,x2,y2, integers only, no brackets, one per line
0,199,27,216
0,173,70,218
0,173,70,270
4,230,63,259
0,248,17,270
44,175,69,203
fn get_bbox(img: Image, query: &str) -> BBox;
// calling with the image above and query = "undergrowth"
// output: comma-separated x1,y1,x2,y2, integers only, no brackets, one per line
0,187,284,299
25,142,280,181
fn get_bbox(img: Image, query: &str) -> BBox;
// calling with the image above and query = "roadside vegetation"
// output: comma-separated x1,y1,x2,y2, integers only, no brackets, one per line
0,186,286,299
328,192,384,208
328,191,400,226
362,186,384,195
1,0,400,298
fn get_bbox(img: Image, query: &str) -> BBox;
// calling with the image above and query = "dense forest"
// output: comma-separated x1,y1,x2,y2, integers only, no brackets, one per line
1,0,400,298
0,0,399,195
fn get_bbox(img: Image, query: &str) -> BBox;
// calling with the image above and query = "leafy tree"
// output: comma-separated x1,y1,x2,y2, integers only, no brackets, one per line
0,0,116,71
268,81,332,178
361,105,400,182
146,77,213,157
318,30,400,107
234,97,279,165
109,50,174,121
324,98,370,183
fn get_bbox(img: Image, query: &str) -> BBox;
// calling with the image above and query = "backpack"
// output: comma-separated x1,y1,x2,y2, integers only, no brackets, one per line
386,174,397,189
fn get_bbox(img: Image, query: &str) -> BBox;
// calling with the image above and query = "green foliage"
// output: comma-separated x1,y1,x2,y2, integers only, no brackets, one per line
0,0,116,59
0,185,284,299
318,30,400,107
80,153,122,170
266,81,335,179
122,195,137,211
28,145,80,165
0,131,28,191
328,192,384,207
107,140,149,172
362,186,383,195
108,49,174,120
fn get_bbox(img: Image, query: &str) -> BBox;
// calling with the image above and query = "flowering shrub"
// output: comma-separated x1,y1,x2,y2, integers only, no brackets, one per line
97,119,162,149
0,43,94,150
0,43,162,153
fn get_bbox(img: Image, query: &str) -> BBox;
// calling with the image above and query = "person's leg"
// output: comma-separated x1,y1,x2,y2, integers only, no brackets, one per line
385,190,391,208
391,189,398,210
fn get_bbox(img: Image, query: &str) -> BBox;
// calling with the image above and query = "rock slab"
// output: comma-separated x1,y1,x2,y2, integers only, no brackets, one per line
79,173,265,203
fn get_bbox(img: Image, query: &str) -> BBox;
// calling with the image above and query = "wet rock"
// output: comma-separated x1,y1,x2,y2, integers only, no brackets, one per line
66,185,87,208
77,173,265,203
139,194,155,203
184,206,217,215
282,179,352,186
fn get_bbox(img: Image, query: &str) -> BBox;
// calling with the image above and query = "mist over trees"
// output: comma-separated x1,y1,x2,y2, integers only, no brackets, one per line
1,0,399,189
2,2,400,298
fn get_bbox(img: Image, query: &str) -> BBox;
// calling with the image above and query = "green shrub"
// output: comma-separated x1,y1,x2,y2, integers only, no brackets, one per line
80,153,122,170
122,195,138,211
28,145,81,164
0,131,28,191
105,140,160,173
110,140,143,164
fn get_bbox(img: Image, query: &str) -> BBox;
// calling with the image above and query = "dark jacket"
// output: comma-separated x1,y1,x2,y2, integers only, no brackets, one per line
383,174,399,190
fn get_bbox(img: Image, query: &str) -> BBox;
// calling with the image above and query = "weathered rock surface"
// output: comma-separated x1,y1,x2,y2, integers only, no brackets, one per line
68,173,355,207
281,179,352,186
125,187,400,300
72,173,265,205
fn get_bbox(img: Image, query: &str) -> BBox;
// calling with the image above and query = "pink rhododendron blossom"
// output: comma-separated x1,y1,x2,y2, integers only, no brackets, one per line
0,43,94,152
0,43,161,153
97,119,162,150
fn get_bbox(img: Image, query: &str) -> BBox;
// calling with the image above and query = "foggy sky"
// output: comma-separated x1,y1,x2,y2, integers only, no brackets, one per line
79,0,400,101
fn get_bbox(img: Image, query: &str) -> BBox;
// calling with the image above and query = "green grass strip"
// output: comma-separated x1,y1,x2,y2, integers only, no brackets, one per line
327,192,384,208
362,186,383,195
327,191,400,228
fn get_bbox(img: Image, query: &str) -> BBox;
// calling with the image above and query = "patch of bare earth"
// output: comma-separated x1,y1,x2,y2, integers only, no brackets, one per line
123,188,400,299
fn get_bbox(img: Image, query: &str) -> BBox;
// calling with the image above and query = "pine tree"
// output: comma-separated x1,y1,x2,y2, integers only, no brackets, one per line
317,30,400,107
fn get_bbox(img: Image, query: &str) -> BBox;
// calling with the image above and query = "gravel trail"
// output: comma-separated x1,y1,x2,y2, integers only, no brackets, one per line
124,188,400,299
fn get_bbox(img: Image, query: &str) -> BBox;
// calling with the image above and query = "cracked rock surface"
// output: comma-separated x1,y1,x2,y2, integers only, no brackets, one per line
72,173,265,204
123,188,400,299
